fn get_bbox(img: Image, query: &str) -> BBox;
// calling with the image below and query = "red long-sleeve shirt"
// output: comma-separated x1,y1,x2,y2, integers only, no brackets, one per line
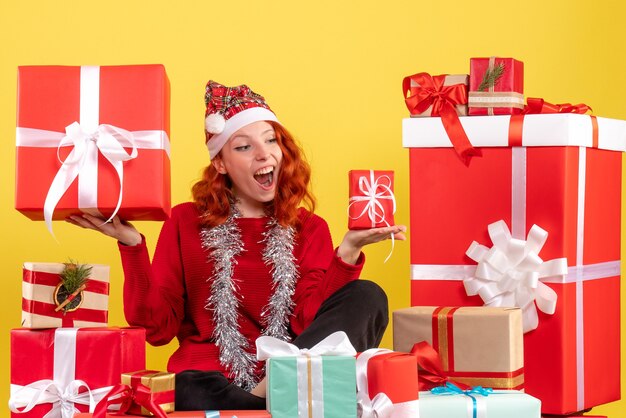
119,202,363,377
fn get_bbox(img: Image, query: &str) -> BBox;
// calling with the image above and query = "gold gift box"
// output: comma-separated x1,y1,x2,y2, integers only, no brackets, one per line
121,370,175,415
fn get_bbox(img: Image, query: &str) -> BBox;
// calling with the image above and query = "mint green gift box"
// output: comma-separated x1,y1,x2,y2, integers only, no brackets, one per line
256,331,357,418
419,388,541,418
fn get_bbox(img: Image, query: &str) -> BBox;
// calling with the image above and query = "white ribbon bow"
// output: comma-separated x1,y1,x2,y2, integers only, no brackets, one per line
43,121,138,235
348,170,397,262
356,349,395,418
256,330,357,360
8,379,112,418
464,220,568,333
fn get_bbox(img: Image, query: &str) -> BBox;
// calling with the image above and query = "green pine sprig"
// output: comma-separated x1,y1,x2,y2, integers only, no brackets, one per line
477,62,506,91
59,260,92,294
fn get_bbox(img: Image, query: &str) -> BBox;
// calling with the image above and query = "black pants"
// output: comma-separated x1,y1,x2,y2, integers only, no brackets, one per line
175,280,389,410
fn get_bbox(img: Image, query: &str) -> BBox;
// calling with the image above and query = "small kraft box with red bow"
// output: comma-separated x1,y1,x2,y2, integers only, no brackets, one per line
393,306,524,391
402,113,626,414
468,57,524,115
15,65,171,228
22,262,110,328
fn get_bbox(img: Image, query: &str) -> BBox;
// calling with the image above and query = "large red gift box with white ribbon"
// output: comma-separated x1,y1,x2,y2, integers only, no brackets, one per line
9,327,146,418
403,113,626,415
15,65,171,228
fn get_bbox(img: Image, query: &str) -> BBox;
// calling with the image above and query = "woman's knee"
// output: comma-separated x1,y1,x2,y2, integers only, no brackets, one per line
343,280,388,310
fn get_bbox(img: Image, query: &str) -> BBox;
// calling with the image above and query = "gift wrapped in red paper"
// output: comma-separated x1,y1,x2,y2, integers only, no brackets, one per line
356,349,419,418
348,170,395,230
76,412,271,417
9,327,146,418
15,65,171,230
468,57,524,115
402,113,625,414
22,262,110,328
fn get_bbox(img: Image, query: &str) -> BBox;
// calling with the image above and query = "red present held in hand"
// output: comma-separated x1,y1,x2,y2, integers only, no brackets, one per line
348,170,395,230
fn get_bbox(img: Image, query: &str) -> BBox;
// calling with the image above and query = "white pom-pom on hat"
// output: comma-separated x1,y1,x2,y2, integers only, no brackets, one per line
205,113,226,134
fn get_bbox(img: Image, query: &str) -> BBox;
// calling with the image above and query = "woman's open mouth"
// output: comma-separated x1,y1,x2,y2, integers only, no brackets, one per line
254,166,275,188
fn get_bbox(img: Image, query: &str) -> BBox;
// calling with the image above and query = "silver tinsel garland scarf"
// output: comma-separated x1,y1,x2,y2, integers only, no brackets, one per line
201,212,298,390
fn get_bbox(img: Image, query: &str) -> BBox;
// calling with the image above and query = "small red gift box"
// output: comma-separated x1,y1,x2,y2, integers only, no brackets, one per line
76,412,271,417
348,170,395,229
402,113,625,414
22,262,110,328
468,57,524,115
356,349,419,418
9,327,146,418
15,65,171,229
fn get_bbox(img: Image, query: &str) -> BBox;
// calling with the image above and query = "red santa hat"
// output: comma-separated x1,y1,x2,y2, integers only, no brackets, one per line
204,80,279,159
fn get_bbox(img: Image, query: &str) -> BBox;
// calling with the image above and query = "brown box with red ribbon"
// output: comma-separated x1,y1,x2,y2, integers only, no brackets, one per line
468,57,524,115
393,306,524,390
404,73,469,117
22,262,110,328
348,170,395,230
15,65,171,227
121,370,175,416
402,113,625,414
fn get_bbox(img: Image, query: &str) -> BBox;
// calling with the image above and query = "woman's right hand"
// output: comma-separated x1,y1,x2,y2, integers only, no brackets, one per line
66,214,142,246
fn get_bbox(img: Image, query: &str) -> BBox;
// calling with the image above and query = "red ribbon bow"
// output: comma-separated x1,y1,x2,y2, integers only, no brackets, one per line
410,341,471,391
524,97,592,114
403,73,480,165
93,383,168,418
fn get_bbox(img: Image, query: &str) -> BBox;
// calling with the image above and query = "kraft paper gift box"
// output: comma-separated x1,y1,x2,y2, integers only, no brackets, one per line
256,331,357,418
393,306,524,390
15,65,171,229
356,349,419,417
402,113,626,414
348,170,395,230
120,370,175,416
76,412,271,417
419,386,541,418
9,327,146,418
468,57,524,115
22,262,110,328
403,73,469,117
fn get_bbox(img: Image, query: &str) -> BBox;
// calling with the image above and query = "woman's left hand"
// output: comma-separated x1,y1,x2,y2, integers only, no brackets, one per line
337,225,407,265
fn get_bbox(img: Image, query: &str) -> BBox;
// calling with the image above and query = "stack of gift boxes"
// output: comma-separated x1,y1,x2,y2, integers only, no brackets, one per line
8,60,623,418
397,56,624,417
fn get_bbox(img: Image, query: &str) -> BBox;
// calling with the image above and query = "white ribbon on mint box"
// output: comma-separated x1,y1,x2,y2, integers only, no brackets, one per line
15,66,170,236
356,348,420,418
8,328,113,418
256,331,357,418
410,146,621,411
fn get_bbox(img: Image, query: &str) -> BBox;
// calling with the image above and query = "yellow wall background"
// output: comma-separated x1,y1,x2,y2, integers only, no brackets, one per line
1,0,625,416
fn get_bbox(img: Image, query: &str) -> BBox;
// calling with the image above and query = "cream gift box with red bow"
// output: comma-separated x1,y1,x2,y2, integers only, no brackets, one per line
15,65,171,231
403,113,626,415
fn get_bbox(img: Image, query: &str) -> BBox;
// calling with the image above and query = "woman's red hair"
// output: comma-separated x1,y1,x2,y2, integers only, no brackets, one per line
192,121,316,229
